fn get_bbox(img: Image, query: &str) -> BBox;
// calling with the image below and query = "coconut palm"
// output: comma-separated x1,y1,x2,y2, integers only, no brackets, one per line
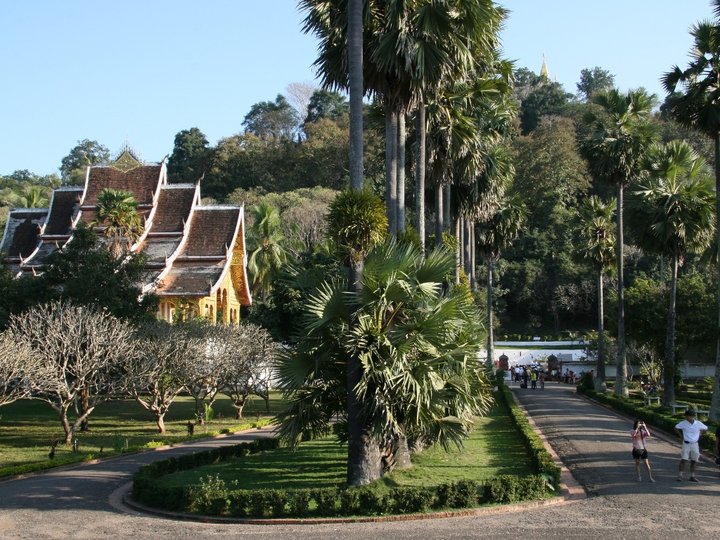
662,1,720,420
92,188,143,258
582,88,656,397
628,141,715,406
275,240,492,480
475,192,526,370
574,195,616,391
247,202,287,301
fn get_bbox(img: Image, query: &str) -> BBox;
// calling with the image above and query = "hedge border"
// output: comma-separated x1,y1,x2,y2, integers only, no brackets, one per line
132,401,558,518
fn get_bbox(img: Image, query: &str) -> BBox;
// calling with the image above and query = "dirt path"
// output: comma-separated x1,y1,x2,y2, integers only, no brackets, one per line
0,383,718,539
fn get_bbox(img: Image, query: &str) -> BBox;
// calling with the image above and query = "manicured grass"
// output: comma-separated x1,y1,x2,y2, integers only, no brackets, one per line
154,397,534,492
0,393,282,476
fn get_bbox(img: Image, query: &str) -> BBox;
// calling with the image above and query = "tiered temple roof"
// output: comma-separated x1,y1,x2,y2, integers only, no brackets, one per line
1,150,252,321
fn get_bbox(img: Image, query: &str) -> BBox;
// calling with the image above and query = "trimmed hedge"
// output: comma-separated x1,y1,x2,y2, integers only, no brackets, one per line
495,378,562,489
132,400,557,518
576,386,717,454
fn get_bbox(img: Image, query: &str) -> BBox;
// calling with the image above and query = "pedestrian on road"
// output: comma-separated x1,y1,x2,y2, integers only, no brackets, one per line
675,409,708,482
631,419,655,482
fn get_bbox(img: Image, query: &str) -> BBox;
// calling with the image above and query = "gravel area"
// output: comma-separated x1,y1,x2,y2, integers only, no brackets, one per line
0,383,718,539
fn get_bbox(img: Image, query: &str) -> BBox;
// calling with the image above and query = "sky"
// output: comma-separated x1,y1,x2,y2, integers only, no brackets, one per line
0,0,715,177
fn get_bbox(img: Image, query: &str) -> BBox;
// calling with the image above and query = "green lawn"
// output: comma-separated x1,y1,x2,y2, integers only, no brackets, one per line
0,393,282,476
155,399,533,492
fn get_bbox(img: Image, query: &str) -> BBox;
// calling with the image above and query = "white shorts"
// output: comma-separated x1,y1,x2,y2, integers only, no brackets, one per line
680,441,700,461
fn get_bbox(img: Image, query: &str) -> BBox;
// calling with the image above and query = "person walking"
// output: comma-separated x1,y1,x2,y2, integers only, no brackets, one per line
675,409,708,482
631,419,655,482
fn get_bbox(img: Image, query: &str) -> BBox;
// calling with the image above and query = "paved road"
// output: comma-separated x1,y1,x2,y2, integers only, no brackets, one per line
0,383,719,539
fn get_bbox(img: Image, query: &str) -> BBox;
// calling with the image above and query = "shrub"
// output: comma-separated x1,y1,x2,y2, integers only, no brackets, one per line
390,486,434,514
312,487,339,516
287,489,311,517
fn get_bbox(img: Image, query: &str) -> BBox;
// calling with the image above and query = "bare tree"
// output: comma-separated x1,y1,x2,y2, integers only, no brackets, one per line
185,322,227,425
128,322,203,433
285,81,317,125
0,333,39,407
7,301,137,444
218,323,276,419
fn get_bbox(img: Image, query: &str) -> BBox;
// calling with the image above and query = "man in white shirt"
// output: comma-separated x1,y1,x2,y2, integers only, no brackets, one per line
675,409,708,482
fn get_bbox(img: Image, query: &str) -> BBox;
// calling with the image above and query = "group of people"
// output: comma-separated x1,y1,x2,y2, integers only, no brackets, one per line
630,409,720,482
512,365,545,389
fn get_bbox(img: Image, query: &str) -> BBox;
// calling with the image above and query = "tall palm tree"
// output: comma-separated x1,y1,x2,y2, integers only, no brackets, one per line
92,188,143,258
574,195,616,391
583,88,656,397
247,203,287,301
628,141,715,407
662,0,720,420
475,192,526,370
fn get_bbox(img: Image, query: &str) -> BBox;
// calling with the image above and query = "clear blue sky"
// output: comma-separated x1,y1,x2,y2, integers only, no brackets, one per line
0,0,714,177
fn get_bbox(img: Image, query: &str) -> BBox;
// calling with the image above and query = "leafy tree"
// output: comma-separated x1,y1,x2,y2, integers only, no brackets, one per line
167,127,210,183
60,139,110,184
7,301,137,444
573,195,616,390
91,188,144,258
305,89,349,124
576,67,615,101
582,88,656,397
243,94,300,140
520,81,573,134
662,0,720,420
42,225,157,322
627,140,715,405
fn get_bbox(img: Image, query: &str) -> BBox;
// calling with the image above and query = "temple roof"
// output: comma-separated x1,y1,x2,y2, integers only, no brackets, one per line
81,164,162,208
149,184,196,233
0,209,47,259
44,187,82,236
5,153,252,309
181,207,241,258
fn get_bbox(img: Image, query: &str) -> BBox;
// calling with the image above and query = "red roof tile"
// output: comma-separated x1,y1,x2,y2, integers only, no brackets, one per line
151,185,195,233
45,188,82,235
83,165,162,207
180,207,240,257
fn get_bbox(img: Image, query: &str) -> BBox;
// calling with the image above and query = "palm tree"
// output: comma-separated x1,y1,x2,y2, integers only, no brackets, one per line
92,188,143,258
275,240,493,476
475,192,526,370
662,1,720,420
247,203,287,301
628,141,715,407
574,195,616,391
582,88,656,397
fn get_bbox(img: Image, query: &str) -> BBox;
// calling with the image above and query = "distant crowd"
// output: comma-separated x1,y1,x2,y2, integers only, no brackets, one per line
510,365,579,389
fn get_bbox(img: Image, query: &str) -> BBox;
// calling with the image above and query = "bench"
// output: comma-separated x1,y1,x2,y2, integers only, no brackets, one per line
644,396,661,406
670,403,710,417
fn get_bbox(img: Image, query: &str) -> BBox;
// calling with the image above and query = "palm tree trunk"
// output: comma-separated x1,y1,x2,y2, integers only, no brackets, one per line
470,223,477,291
415,105,426,253
615,183,628,397
397,112,406,233
435,183,443,247
595,270,607,391
348,0,363,192
487,258,495,369
444,184,451,233
385,106,398,237
454,217,461,284
347,0,381,486
463,218,471,278
711,134,720,422
662,254,679,407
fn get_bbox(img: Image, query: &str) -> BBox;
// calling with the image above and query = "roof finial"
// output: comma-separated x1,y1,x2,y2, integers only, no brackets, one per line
540,53,549,80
